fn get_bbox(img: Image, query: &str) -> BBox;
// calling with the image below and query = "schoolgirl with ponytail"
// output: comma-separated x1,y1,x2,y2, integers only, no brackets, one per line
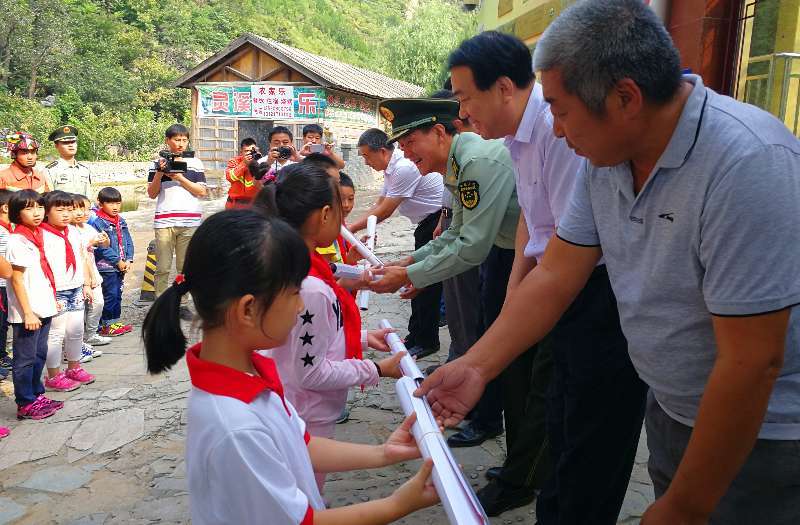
141,209,437,525
253,163,406,486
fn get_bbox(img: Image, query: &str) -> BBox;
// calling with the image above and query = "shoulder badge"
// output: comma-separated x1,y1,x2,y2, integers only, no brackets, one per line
458,180,480,210
46,161,58,169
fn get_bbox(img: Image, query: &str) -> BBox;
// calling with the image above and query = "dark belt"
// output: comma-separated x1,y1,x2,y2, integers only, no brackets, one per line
441,207,453,218
227,196,252,203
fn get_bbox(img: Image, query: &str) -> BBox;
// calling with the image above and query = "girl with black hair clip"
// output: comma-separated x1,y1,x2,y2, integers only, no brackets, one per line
142,209,438,525
254,163,408,489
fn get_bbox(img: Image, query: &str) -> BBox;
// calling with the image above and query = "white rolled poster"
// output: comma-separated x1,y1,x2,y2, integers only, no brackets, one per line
356,215,378,310
379,319,424,381
340,224,383,268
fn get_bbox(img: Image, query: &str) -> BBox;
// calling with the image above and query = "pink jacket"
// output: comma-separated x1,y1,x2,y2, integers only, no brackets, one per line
262,276,379,431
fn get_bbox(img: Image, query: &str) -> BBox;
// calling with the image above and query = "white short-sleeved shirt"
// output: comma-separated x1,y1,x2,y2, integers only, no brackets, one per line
0,224,10,287
42,225,85,291
380,148,443,223
149,157,206,229
6,232,58,322
185,344,323,525
77,224,103,286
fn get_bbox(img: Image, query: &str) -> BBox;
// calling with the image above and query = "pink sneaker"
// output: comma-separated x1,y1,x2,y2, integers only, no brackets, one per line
38,395,64,411
0,427,9,439
45,372,81,392
99,324,127,337
17,398,57,420
65,367,95,385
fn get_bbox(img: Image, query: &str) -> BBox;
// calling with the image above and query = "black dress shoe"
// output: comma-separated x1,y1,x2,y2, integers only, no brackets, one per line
477,479,538,517
485,466,502,481
447,423,502,448
408,344,440,360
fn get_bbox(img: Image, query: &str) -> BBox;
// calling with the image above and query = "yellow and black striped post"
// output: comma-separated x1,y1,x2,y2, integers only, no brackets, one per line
138,240,157,304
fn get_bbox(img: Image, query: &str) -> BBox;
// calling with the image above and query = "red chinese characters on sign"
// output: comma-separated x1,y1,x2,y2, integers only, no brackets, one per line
211,91,230,112
233,91,252,113
297,92,318,115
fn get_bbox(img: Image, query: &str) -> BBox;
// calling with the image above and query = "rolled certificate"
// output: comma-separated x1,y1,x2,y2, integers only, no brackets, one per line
340,225,383,267
356,215,379,310
379,319,424,382
330,263,382,282
396,377,489,525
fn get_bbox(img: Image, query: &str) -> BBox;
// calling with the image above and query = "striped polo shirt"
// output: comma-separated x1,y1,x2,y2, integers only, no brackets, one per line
149,156,206,229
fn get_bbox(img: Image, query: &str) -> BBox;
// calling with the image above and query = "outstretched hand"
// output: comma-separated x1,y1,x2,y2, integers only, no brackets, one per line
383,413,422,464
413,357,487,428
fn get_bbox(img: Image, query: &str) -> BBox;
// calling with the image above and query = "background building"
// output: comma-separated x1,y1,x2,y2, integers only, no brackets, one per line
175,33,423,181
465,0,799,136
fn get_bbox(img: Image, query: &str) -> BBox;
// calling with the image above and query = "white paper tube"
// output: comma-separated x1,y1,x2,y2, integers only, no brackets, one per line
356,216,378,310
379,319,424,382
330,263,382,282
340,226,383,267
357,289,370,310
395,377,489,525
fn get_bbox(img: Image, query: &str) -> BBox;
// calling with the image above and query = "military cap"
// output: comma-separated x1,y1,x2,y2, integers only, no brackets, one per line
379,98,460,143
48,125,78,142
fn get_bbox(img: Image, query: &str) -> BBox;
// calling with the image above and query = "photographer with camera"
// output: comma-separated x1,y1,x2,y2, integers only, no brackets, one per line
224,137,271,210
257,126,302,176
147,124,207,304
298,123,345,169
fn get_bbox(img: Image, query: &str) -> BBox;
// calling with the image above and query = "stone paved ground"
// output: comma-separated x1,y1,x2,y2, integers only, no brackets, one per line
0,190,653,524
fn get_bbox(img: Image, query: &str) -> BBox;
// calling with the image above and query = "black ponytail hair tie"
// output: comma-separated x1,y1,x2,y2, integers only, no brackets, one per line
173,274,191,295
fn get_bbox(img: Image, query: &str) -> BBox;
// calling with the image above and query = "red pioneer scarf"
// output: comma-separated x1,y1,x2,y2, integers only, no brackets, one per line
0,221,13,233
13,225,57,299
308,251,362,360
40,223,77,273
96,209,125,260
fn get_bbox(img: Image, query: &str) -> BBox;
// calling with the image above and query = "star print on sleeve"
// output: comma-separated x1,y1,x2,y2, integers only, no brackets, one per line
300,332,314,346
300,310,314,325
301,352,315,367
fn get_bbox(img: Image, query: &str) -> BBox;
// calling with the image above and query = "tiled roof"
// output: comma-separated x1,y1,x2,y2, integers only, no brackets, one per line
175,33,424,99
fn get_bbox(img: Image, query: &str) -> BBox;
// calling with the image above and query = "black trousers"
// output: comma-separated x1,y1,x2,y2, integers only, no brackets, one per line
406,211,442,348
536,265,647,525
498,340,554,489
467,245,515,433
0,287,8,359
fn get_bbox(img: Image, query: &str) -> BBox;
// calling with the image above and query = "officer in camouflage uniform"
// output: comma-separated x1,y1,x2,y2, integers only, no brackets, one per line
45,125,92,197
369,98,519,448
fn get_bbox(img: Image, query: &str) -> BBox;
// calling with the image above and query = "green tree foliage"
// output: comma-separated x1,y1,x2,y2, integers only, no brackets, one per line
0,0,474,161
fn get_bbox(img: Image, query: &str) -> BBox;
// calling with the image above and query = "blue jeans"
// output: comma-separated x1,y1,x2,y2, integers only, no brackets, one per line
100,270,123,327
12,318,52,406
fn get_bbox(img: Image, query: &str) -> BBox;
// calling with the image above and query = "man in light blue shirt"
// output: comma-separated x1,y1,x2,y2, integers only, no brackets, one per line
420,1,800,523
448,30,647,522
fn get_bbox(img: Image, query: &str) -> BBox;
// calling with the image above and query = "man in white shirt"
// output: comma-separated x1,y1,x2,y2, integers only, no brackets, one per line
258,126,303,175
350,128,444,358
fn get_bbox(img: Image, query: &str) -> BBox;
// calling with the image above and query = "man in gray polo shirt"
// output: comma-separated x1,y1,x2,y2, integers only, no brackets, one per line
418,1,800,523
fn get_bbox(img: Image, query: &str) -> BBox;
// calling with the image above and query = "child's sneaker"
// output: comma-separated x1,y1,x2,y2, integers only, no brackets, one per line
38,395,64,411
17,398,57,420
0,355,11,370
99,324,127,337
91,347,103,358
65,367,95,385
80,344,94,363
85,334,111,347
45,372,81,392
115,323,133,334
0,426,9,438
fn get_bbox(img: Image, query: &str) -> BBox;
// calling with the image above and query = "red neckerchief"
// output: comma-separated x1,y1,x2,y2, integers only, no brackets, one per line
13,225,56,299
0,221,13,233
95,209,125,260
185,343,293,417
308,252,362,360
40,223,77,273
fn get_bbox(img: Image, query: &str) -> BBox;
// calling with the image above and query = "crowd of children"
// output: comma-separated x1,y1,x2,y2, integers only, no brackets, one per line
0,184,134,438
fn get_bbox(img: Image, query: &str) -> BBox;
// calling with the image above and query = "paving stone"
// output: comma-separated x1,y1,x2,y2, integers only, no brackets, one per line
64,513,110,525
69,408,145,454
0,497,26,524
0,420,81,469
101,388,132,400
17,465,92,493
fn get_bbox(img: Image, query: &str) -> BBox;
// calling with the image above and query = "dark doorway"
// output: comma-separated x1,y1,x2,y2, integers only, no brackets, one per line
238,120,274,155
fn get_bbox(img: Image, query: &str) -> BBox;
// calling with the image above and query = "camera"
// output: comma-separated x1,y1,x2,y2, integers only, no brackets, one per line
309,143,325,154
158,150,195,174
246,149,262,162
277,146,293,160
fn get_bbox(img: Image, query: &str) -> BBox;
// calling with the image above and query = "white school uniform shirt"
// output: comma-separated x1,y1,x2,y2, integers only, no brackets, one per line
77,224,103,287
5,232,58,322
42,224,85,291
0,224,10,288
185,344,322,525
262,274,377,433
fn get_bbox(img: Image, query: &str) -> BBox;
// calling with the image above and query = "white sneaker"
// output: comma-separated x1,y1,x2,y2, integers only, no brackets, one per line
85,334,111,347
79,343,94,363
91,347,103,358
